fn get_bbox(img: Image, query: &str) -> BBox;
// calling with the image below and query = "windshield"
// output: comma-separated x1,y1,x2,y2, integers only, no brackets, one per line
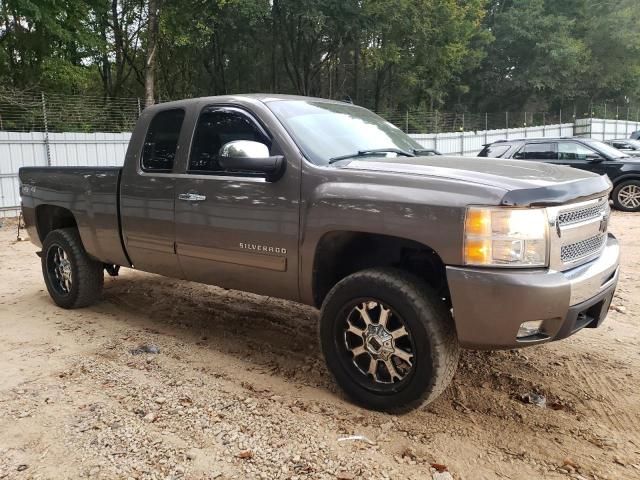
586,139,631,159
267,100,422,166
615,139,640,149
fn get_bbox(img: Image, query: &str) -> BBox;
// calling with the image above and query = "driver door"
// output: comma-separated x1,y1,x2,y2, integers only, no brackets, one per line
174,106,301,300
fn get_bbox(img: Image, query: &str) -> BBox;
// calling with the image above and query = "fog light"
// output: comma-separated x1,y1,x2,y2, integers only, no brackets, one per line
517,320,545,338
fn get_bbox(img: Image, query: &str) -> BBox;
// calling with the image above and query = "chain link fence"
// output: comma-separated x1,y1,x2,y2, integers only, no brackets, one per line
0,89,141,133
376,108,640,135
1,88,639,135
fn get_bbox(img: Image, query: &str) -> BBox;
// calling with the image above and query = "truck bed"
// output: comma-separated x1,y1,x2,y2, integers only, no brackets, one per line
19,166,129,267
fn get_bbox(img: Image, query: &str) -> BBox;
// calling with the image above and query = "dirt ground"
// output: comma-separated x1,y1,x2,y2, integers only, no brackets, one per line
0,213,638,480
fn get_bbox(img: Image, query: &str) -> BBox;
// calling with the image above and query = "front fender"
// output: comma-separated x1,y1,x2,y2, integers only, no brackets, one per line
298,166,506,305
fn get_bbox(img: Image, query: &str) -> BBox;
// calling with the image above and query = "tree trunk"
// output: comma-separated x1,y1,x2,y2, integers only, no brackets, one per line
144,0,159,107
353,37,360,104
270,0,278,92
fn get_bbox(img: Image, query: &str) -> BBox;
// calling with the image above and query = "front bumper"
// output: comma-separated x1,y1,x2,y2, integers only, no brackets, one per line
447,234,619,349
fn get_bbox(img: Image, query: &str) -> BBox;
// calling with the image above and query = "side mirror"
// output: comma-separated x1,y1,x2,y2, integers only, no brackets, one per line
218,140,285,182
586,153,604,162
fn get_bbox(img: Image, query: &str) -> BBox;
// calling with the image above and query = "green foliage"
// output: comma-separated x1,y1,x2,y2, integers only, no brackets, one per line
0,0,639,113
466,0,640,111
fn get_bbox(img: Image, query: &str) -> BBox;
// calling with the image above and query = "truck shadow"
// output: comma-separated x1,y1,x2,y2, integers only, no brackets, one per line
101,271,335,392
99,270,574,413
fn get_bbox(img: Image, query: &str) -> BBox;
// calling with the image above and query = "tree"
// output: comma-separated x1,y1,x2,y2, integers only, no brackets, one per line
273,0,360,95
1,0,639,117
144,0,159,105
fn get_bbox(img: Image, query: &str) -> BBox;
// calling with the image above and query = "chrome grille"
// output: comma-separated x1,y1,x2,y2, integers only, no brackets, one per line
548,196,610,271
557,201,608,226
560,234,607,263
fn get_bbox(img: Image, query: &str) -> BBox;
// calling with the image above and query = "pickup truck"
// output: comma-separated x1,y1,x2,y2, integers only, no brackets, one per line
19,94,620,411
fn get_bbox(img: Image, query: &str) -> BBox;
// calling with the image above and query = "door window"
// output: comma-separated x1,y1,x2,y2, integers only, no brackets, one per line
141,109,185,172
479,144,510,158
513,143,556,160
557,142,596,160
189,107,271,174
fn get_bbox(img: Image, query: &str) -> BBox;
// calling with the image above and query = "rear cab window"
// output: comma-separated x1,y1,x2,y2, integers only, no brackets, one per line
141,109,186,172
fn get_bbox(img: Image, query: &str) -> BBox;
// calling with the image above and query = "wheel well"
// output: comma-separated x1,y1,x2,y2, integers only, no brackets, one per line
611,177,640,195
614,176,640,185
312,231,449,308
35,205,78,242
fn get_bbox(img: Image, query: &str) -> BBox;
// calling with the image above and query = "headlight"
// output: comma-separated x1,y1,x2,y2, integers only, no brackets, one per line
464,207,548,267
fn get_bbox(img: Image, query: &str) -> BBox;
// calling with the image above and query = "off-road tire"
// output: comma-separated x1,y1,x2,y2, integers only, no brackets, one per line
41,228,104,309
612,180,640,212
319,267,459,412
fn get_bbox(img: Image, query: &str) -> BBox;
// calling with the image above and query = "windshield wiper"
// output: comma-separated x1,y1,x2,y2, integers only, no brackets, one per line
328,148,415,164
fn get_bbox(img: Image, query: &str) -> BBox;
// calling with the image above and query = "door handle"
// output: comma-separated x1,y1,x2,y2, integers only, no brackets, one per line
178,193,207,202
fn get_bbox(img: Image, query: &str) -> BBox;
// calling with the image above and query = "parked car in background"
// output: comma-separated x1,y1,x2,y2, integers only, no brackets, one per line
479,137,640,211
605,138,640,156
630,131,640,140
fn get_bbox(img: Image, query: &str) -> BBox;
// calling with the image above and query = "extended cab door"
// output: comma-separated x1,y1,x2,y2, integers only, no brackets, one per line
173,104,301,300
120,107,186,278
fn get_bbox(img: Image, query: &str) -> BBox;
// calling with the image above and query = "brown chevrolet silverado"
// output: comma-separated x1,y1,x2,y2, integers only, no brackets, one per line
19,95,620,411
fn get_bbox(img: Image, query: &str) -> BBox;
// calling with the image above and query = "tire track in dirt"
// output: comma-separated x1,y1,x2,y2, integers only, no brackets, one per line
567,350,640,436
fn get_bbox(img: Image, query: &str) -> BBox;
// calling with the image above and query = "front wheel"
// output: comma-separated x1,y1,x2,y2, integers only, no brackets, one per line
41,228,104,309
612,180,640,212
319,268,459,411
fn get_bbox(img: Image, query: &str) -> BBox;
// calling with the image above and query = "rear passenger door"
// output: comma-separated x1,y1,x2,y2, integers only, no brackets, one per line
173,105,301,300
120,108,186,278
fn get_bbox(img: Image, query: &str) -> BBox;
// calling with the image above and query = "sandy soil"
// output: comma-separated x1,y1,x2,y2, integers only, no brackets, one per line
0,213,639,480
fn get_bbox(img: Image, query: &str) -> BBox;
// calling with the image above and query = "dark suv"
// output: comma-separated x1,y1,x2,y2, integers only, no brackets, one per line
479,137,640,212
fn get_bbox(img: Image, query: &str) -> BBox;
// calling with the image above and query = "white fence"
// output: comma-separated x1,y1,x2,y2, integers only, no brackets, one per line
410,123,576,156
0,132,130,217
575,118,640,140
1,118,640,217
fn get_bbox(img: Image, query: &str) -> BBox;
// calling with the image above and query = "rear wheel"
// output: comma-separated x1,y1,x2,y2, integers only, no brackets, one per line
612,180,640,212
42,228,104,308
319,268,459,411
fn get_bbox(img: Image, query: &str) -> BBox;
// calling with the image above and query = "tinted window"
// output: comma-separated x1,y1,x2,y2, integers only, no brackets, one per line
189,108,270,173
479,144,510,158
557,142,596,160
141,109,185,172
513,143,556,160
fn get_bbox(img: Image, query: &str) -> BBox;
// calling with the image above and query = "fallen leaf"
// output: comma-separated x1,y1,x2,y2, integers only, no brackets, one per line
431,463,448,472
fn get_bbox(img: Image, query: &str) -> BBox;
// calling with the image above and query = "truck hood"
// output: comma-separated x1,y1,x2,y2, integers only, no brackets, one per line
338,155,612,206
